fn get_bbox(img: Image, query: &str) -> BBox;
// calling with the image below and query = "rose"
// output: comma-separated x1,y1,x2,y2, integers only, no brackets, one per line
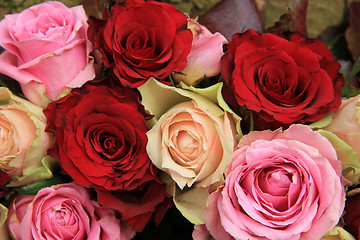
139,78,240,225
6,182,135,240
148,100,236,189
0,87,54,187
221,29,343,125
172,18,227,86
0,1,95,106
0,170,10,199
143,78,239,190
321,94,360,185
192,224,214,240
324,94,360,165
204,124,345,240
44,81,171,231
44,83,153,191
96,180,173,233
88,0,193,88
343,193,360,239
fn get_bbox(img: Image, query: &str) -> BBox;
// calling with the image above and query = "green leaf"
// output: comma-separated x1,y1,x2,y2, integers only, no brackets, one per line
345,56,360,84
327,33,343,50
341,86,360,99
14,175,71,195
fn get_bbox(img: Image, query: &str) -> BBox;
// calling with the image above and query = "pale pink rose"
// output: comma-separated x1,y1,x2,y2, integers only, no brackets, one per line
6,182,135,240
324,95,360,163
172,19,227,86
204,124,345,240
0,1,95,103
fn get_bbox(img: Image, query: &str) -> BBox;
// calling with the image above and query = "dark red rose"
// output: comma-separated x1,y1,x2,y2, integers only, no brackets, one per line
221,29,343,125
97,179,173,232
44,83,171,231
344,192,360,239
88,0,193,88
44,84,154,191
0,170,11,198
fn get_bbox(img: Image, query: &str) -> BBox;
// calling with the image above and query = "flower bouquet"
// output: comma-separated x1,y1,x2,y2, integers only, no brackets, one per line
0,0,360,239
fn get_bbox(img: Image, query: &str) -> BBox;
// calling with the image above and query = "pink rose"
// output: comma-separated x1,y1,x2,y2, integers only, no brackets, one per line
6,182,135,240
192,224,214,240
173,19,227,86
0,1,95,105
204,124,345,240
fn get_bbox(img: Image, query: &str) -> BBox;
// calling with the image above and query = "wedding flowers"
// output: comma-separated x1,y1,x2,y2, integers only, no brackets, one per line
204,125,345,240
44,81,171,232
0,1,95,106
221,30,344,125
0,0,358,239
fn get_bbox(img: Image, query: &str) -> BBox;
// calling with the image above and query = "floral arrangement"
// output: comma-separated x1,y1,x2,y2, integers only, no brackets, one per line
0,0,360,239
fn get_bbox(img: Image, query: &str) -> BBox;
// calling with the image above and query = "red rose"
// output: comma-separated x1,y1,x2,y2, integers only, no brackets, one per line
97,180,173,232
0,170,10,198
88,0,193,88
44,82,171,231
221,29,343,125
344,193,360,239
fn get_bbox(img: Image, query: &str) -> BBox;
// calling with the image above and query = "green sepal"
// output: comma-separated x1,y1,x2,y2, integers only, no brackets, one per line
14,175,72,195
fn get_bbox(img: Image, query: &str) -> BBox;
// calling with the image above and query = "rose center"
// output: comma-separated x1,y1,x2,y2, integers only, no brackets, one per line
54,210,67,226
259,168,292,196
176,130,199,156
268,170,292,189
99,133,121,154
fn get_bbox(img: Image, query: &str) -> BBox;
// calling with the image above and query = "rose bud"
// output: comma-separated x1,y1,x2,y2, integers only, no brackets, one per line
172,18,227,86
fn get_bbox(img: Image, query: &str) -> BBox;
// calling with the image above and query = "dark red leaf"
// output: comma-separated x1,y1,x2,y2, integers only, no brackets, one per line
267,0,308,36
198,0,264,41
82,0,108,17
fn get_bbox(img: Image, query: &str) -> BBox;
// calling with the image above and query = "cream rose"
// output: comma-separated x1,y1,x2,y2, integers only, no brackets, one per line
323,94,360,184
141,78,240,189
324,95,360,153
0,87,55,187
